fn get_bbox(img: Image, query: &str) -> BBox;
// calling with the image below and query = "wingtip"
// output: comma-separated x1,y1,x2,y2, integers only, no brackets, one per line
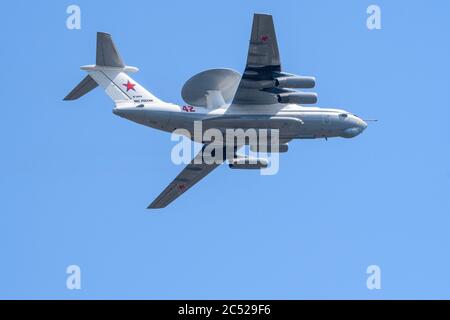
97,31,111,37
254,12,272,18
147,202,164,209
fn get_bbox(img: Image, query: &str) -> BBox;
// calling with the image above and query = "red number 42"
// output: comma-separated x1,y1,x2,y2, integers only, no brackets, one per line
182,105,195,112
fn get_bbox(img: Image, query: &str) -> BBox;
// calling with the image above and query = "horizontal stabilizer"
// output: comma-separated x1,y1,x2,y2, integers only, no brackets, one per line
63,75,98,101
96,32,125,67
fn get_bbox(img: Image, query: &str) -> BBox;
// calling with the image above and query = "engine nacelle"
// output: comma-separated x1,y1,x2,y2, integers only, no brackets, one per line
275,76,315,89
277,92,318,104
250,143,289,153
228,157,268,169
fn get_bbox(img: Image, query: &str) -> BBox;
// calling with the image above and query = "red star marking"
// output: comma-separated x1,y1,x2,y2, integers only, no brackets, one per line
261,35,269,42
177,184,186,191
123,80,136,92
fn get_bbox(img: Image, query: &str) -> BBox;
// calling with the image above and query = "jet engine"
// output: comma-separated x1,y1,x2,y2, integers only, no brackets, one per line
274,76,315,89
277,92,318,104
228,157,269,169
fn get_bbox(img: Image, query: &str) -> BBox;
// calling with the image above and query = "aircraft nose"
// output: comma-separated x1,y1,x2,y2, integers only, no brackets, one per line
360,119,368,131
342,127,362,138
341,117,367,138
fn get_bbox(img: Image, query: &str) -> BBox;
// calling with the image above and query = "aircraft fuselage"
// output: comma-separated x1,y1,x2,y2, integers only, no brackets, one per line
113,102,367,141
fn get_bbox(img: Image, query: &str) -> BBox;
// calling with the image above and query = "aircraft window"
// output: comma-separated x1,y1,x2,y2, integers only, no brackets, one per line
339,113,348,118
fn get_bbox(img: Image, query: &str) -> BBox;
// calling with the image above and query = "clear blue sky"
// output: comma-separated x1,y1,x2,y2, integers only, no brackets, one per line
1,0,449,299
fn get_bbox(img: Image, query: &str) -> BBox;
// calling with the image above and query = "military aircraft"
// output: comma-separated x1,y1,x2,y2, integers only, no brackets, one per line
64,13,368,208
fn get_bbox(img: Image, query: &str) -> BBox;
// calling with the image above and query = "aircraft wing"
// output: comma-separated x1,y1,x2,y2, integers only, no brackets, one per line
148,149,222,209
232,13,284,105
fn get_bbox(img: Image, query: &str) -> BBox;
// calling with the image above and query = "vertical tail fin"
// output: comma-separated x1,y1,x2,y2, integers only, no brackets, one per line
64,32,162,104
96,32,125,68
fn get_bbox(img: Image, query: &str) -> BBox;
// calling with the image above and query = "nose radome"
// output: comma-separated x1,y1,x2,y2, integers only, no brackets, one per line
360,119,368,131
342,127,361,138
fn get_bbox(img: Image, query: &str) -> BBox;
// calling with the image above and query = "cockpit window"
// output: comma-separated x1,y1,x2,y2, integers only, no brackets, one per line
339,113,348,118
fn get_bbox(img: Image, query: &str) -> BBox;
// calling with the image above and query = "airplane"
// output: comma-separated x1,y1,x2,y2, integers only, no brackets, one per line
64,13,368,209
